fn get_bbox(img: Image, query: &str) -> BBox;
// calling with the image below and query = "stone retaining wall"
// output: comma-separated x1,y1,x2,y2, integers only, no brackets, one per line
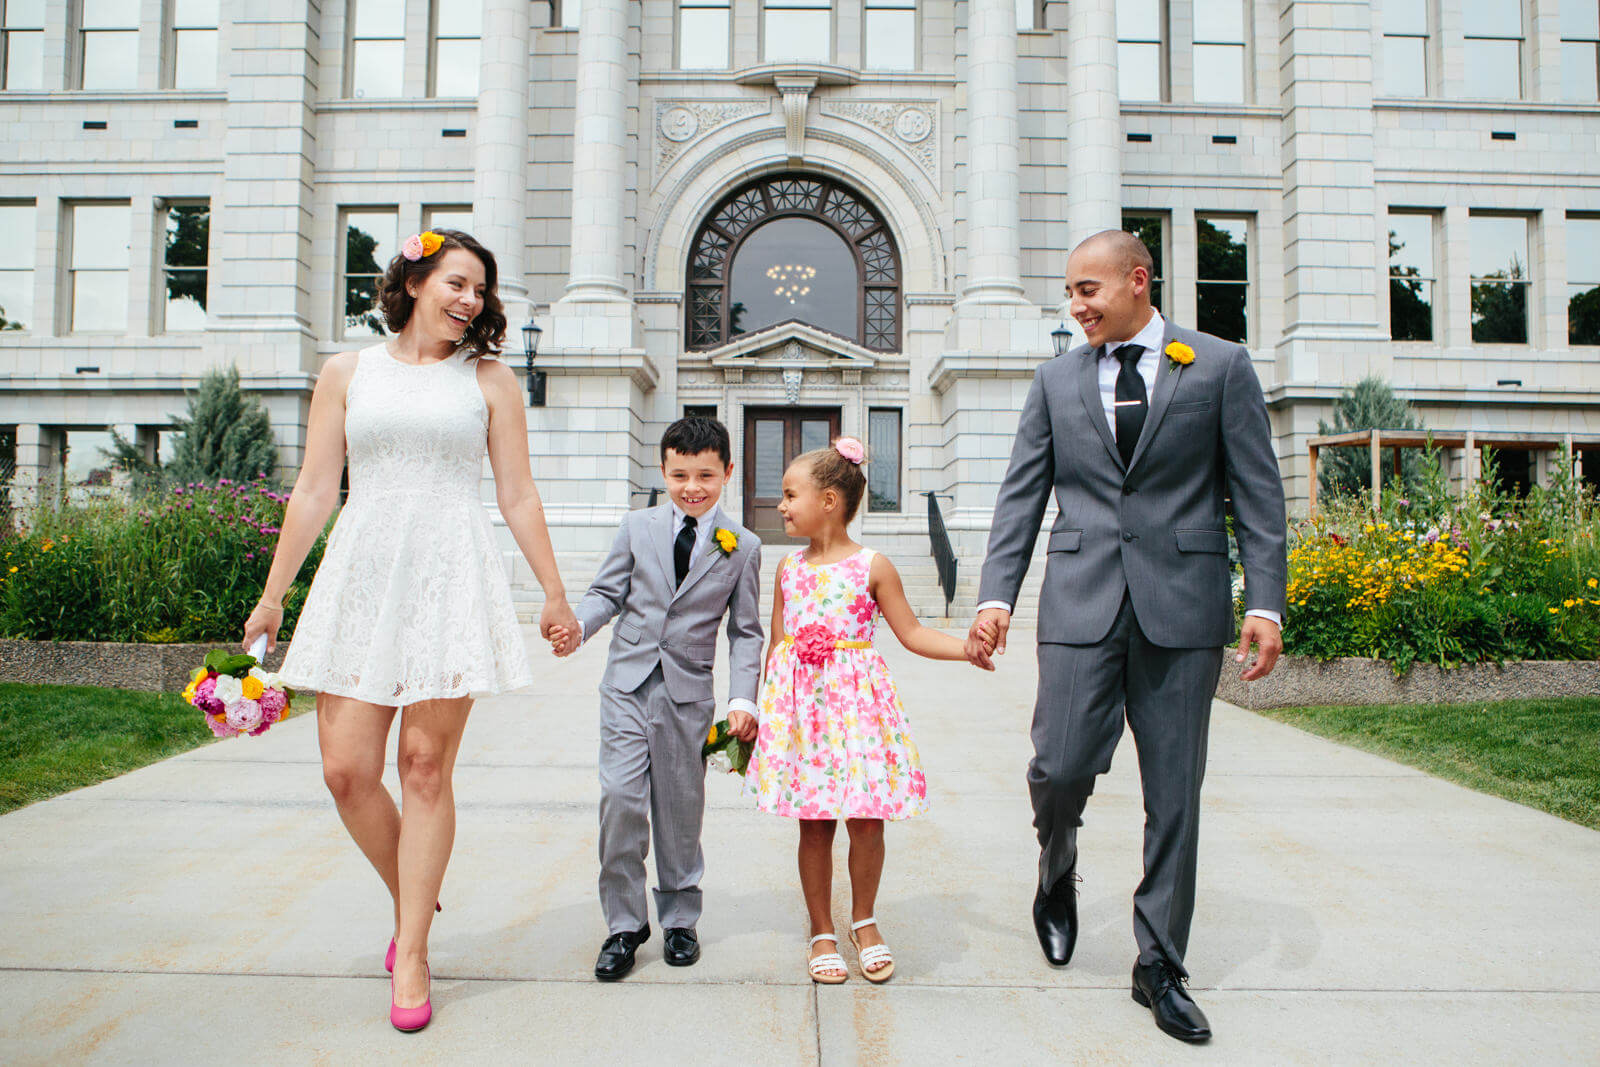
1217,653,1600,710
0,639,297,694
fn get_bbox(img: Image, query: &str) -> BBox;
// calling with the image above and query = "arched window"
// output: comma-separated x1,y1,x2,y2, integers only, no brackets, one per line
687,175,901,351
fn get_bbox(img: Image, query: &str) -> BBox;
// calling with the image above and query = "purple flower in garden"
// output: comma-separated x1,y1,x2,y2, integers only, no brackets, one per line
1397,498,1410,507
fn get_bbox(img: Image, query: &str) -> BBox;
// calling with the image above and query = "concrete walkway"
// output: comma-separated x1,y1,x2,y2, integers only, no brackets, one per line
2,629,1598,1065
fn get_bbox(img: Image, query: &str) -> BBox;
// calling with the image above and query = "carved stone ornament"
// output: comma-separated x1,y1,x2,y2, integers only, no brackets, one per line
783,367,804,404
661,106,699,142
820,100,938,184
655,100,770,177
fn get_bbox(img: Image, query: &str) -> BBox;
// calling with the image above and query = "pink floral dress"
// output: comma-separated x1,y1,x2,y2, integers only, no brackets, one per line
745,548,928,820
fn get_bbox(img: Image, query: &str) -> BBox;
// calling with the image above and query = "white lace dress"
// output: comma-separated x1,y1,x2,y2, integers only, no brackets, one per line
279,344,533,704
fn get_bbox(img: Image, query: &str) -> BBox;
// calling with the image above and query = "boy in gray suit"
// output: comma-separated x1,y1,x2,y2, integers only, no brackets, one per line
551,417,764,981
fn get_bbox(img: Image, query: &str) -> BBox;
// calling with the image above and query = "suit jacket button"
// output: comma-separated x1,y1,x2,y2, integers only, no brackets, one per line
1122,485,1135,495
1122,531,1135,542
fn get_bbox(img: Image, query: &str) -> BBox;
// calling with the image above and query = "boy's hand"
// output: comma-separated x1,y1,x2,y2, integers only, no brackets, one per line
727,709,758,741
548,624,579,658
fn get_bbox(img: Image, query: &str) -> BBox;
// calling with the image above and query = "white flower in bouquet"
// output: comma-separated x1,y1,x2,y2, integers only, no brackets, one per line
262,672,284,690
248,666,268,682
707,751,733,775
213,674,244,705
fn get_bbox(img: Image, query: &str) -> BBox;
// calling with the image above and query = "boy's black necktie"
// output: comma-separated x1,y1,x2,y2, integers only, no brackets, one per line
1114,344,1147,466
674,515,697,587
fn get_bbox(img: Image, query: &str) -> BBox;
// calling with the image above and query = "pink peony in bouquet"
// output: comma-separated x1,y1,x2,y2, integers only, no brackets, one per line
182,640,295,738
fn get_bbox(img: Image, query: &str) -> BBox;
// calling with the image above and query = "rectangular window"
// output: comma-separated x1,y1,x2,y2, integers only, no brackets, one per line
432,0,480,97
867,408,901,513
162,201,208,332
170,0,218,89
3,0,45,90
1380,0,1428,96
68,201,131,333
1569,214,1600,345
560,0,581,28
679,0,730,70
1561,0,1599,101
1469,212,1531,344
1122,211,1166,312
349,0,405,99
1016,0,1041,31
424,204,472,234
79,0,139,90
1463,0,1522,99
0,201,33,331
1192,0,1245,104
1388,211,1435,341
1196,214,1249,344
342,208,398,338
763,0,831,63
1116,0,1162,102
864,0,915,71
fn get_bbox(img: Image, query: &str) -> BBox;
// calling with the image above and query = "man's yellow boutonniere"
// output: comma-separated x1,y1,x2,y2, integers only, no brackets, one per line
714,528,738,556
1165,341,1196,366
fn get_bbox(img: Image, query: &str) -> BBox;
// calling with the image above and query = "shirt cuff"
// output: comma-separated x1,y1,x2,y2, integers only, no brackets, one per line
1244,609,1282,628
576,619,586,643
727,698,758,717
975,600,1013,614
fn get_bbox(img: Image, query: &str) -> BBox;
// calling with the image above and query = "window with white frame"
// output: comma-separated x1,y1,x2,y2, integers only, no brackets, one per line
432,0,480,97
424,204,473,235
1560,0,1599,102
1469,212,1531,344
867,408,901,512
169,0,218,89
763,0,831,63
1122,212,1166,311
162,201,209,332
1192,0,1245,103
0,201,34,331
68,201,131,333
1568,215,1600,345
3,0,44,90
679,0,731,70
1463,0,1523,100
342,208,398,338
1196,214,1249,344
865,0,915,71
1379,0,1428,97
79,0,139,90
1387,211,1436,342
1116,0,1162,102
349,0,404,99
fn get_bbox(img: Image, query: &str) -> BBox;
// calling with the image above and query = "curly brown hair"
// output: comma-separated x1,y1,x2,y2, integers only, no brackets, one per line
376,229,507,358
795,440,869,522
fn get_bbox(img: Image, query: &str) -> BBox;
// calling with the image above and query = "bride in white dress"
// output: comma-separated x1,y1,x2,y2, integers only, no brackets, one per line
243,229,576,1031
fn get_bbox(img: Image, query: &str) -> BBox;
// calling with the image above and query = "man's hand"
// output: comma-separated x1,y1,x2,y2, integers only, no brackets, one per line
727,709,758,741
965,607,1011,670
1235,615,1282,681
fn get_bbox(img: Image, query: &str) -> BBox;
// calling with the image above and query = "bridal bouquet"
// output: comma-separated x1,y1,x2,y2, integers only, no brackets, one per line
702,719,753,776
182,640,295,738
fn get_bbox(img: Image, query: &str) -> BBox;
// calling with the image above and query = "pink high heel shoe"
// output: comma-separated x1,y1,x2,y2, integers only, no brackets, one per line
390,964,431,1032
385,902,441,974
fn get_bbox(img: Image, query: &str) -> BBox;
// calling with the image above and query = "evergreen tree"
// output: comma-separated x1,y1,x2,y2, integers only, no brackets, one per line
1317,377,1426,498
164,367,279,485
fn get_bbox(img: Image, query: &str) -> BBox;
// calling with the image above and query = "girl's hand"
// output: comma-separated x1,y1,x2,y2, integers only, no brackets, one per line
548,624,580,658
243,600,284,655
727,708,758,741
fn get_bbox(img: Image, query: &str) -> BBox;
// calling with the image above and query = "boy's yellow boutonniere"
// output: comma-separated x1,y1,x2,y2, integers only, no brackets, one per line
1165,341,1196,366
714,528,738,556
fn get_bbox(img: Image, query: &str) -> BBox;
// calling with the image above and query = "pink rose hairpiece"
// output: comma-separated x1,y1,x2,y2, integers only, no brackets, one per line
833,436,865,464
402,231,444,262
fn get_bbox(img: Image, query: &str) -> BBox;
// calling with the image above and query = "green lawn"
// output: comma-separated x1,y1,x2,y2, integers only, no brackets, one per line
0,683,307,815
1259,697,1600,830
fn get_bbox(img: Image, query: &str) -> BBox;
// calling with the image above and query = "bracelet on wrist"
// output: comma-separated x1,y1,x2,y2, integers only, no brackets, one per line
258,599,284,611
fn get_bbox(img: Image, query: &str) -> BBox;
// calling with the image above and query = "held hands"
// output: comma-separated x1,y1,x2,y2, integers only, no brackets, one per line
964,607,1009,671
1236,615,1283,681
541,597,580,658
726,708,758,742
242,600,283,655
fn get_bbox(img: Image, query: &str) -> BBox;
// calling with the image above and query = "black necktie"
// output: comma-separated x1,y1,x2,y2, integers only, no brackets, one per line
674,515,697,587
1113,344,1147,466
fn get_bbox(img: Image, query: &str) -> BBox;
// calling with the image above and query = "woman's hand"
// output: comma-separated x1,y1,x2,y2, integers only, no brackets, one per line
243,600,284,655
540,596,579,645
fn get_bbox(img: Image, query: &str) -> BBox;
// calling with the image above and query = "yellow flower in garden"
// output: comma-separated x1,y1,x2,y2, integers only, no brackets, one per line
1363,524,1375,533
1549,607,1560,614
419,230,443,257
1164,341,1196,365
40,539,53,552
241,676,264,700
1589,578,1598,589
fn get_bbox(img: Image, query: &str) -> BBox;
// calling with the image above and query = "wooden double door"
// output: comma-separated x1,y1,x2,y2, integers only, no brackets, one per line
742,406,840,545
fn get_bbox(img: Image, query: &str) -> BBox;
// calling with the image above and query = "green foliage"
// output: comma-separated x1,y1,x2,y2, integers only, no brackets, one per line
0,479,325,642
164,367,279,486
1569,284,1600,346
1316,377,1426,497
100,429,164,496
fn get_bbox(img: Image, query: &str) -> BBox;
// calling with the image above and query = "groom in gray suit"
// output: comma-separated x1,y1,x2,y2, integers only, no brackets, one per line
966,231,1286,1043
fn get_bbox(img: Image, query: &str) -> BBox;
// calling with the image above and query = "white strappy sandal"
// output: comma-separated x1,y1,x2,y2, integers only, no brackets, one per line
848,917,895,983
808,933,849,984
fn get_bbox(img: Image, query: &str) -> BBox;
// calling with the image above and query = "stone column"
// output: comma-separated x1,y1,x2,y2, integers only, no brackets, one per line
956,0,1026,306
1065,0,1122,251
474,0,532,310
561,0,631,304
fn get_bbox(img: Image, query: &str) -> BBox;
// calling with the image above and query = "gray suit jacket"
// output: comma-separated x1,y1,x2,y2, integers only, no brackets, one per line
977,322,1287,648
576,505,765,705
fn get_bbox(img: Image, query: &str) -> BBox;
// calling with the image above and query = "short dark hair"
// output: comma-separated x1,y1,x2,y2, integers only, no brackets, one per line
376,229,507,359
660,416,731,465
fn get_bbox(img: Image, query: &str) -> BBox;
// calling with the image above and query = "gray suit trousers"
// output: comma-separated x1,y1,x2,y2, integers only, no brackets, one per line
597,665,717,934
1029,596,1223,978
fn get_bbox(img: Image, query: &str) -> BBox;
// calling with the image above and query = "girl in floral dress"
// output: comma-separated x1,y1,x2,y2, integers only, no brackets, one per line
744,437,993,984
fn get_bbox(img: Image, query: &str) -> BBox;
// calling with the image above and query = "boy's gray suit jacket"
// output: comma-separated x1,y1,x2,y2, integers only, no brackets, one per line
575,505,765,705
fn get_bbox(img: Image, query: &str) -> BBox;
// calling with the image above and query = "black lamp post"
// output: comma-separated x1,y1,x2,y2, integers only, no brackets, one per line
1051,321,1073,358
521,319,546,407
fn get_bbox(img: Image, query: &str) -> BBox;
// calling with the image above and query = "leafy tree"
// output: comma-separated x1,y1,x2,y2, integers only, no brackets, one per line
1569,285,1600,346
1387,229,1432,341
164,205,209,312
99,430,164,496
1317,377,1426,498
1196,218,1247,343
163,367,279,486
344,224,384,333
0,304,23,331
1470,258,1527,344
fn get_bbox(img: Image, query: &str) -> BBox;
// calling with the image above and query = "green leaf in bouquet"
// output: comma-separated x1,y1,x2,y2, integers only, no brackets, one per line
729,737,753,777
701,718,731,761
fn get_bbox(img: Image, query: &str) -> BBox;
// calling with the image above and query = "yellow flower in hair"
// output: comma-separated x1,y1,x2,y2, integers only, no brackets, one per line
1165,341,1196,366
714,528,738,555
419,231,443,257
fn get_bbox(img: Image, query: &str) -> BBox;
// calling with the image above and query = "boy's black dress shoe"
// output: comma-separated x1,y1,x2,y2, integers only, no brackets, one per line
1131,960,1212,1043
1032,871,1079,966
594,924,650,981
663,927,700,966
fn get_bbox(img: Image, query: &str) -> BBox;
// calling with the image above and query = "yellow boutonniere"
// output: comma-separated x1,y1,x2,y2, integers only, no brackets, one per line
714,528,738,556
1165,341,1195,366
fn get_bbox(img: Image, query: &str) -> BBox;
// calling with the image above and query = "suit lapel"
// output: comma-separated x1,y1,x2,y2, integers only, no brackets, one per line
673,509,730,601
1126,324,1183,473
652,505,677,592
1078,348,1124,471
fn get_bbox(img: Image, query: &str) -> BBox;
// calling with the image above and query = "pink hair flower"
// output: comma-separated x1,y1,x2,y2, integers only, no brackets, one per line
401,233,427,261
834,436,865,464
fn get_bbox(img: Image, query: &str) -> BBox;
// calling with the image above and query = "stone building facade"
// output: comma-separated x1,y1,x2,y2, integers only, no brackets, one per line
2,0,1598,614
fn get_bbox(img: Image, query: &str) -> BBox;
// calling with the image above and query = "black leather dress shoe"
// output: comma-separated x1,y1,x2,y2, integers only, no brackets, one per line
1032,872,1079,966
594,924,650,981
1131,960,1212,1043
663,927,701,967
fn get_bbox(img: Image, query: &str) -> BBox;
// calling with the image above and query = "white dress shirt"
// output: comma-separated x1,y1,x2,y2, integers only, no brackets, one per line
977,309,1281,630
